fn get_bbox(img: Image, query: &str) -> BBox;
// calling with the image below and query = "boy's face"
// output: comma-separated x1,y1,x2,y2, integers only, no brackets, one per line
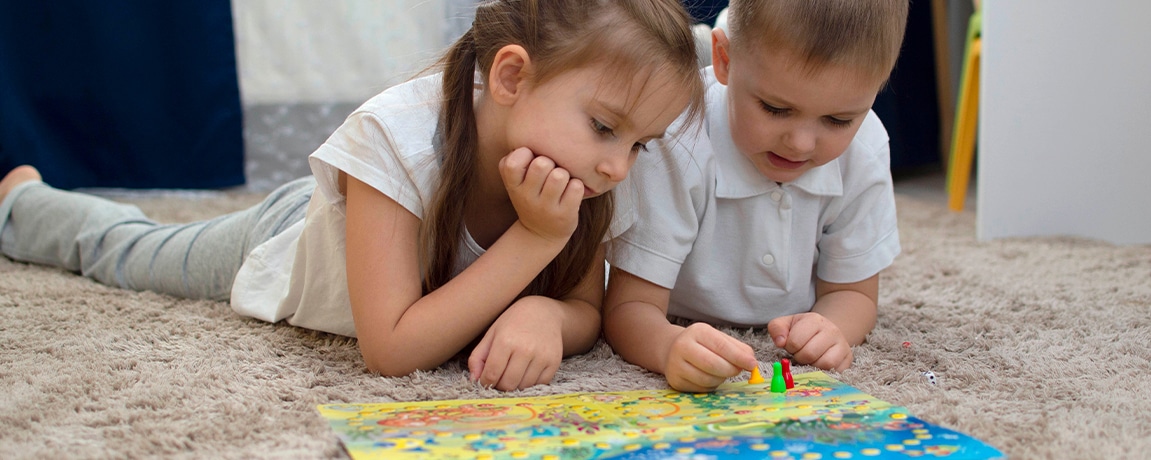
713,31,884,184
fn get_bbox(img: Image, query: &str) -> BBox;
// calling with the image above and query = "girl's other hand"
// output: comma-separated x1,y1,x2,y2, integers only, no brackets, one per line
499,147,583,243
467,296,564,390
766,313,853,372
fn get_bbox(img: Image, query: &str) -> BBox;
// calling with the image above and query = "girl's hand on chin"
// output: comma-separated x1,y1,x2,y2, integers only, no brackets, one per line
499,147,582,242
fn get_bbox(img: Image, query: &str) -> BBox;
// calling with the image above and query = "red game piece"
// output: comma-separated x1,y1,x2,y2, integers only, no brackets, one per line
781,358,794,389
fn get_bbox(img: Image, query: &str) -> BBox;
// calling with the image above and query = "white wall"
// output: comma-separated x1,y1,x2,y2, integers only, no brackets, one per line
231,0,454,104
978,1,1151,244
228,0,477,190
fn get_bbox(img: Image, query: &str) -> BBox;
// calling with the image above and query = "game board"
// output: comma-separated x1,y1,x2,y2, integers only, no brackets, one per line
317,371,1004,459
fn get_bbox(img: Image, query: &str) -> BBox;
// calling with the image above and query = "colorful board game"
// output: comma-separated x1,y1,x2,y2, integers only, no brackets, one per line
317,371,1003,459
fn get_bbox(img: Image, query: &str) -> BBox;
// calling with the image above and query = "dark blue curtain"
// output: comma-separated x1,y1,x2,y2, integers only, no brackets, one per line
684,0,728,26
873,0,941,172
0,0,244,189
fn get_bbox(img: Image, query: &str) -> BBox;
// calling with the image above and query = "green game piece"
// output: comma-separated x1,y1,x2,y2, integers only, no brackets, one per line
770,361,786,393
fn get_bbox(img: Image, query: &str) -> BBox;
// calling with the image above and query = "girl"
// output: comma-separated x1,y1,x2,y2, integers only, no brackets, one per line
0,0,704,391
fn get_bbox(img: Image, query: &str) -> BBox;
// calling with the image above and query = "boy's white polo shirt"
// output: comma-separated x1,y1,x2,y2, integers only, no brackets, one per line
609,74,900,328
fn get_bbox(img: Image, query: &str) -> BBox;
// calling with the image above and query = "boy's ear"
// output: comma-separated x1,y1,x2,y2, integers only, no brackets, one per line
711,28,731,85
489,44,532,106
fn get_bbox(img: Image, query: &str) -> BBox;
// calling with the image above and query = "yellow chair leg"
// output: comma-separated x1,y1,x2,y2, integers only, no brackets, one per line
947,38,981,212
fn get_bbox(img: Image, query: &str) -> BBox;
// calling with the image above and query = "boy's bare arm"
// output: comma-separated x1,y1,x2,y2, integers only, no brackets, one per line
812,274,879,346
767,274,878,371
603,268,679,373
605,267,757,392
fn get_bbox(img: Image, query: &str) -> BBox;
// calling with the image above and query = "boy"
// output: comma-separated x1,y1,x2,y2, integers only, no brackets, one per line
604,0,908,392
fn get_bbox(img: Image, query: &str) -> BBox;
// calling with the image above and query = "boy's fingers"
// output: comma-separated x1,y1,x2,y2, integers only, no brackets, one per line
666,360,727,392
692,325,758,371
766,316,795,348
812,343,852,372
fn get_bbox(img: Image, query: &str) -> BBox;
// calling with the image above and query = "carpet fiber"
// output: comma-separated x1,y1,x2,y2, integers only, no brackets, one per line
2,187,1149,459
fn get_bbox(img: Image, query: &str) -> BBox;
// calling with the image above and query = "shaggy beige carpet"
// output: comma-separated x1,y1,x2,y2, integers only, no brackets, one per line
1,181,1149,459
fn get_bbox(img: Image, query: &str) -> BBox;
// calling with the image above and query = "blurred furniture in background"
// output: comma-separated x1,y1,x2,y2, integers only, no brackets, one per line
945,3,981,211
976,0,1151,244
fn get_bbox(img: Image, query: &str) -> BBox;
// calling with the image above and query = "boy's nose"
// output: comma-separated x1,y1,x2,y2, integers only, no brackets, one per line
782,127,816,156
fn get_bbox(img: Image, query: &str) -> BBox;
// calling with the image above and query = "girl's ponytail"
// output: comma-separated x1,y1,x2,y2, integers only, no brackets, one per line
421,28,479,294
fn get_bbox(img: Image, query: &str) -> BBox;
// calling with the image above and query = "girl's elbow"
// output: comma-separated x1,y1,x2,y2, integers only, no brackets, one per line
360,348,417,377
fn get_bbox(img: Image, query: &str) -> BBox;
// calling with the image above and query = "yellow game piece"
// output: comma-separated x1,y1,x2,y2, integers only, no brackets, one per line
748,366,766,384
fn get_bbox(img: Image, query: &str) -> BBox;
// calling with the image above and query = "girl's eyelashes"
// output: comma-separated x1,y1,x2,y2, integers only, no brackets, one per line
591,118,614,137
593,118,648,154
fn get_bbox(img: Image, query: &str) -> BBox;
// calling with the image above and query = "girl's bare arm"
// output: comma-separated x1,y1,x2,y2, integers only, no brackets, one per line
343,175,569,376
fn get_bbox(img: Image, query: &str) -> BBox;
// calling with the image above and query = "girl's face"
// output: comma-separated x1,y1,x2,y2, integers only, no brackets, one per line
719,44,883,184
502,62,689,198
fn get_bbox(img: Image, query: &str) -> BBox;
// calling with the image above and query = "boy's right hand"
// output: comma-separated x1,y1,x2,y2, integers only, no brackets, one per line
499,147,583,243
664,323,758,392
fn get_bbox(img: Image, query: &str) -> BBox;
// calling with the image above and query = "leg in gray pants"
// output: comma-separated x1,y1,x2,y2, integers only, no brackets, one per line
0,177,314,301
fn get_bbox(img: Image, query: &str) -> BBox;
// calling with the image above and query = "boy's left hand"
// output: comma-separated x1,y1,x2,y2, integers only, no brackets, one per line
766,312,853,371
468,297,564,391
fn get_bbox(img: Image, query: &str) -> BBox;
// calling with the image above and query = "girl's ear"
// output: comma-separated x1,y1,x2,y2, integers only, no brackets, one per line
488,44,532,106
711,28,731,85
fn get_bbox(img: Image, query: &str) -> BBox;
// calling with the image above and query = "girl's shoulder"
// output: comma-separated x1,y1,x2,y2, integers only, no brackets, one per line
353,73,444,125
325,73,444,164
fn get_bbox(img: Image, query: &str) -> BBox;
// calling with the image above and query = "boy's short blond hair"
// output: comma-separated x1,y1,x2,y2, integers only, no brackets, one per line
726,0,909,83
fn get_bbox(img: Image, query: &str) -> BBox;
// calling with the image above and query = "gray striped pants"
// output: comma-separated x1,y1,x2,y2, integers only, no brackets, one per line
0,177,313,300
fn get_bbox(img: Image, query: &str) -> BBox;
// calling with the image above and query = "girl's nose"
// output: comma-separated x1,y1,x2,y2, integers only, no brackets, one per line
596,147,633,182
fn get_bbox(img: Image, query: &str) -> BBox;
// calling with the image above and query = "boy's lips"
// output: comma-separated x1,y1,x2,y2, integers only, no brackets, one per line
767,152,806,170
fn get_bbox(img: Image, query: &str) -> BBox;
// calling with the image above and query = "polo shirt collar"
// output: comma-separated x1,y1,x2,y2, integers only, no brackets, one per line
711,101,844,199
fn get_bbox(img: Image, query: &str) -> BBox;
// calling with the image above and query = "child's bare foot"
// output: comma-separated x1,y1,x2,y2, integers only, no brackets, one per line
0,166,42,203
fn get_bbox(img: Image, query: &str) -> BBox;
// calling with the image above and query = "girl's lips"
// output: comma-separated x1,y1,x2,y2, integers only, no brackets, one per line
767,152,806,170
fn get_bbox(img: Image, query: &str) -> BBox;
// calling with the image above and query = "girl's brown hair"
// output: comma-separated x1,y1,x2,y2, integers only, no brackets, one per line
728,0,909,83
423,0,705,298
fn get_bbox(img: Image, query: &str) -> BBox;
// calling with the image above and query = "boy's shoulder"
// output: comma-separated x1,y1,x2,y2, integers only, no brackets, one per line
702,66,726,111
827,111,894,198
839,111,891,168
